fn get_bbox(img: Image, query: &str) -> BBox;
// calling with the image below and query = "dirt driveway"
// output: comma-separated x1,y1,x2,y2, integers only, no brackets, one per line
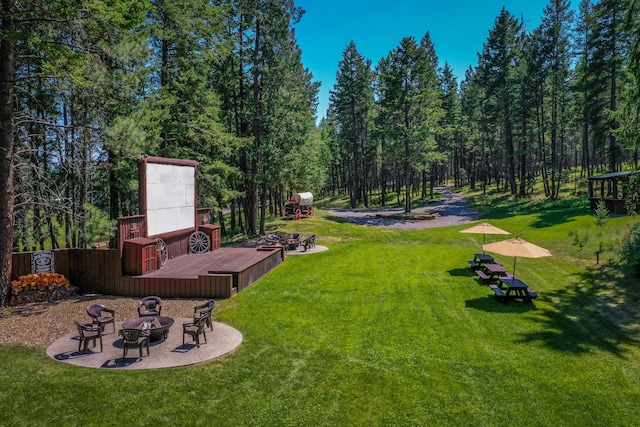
324,187,478,229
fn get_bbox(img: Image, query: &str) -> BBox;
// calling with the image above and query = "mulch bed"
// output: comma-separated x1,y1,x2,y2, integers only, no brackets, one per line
0,295,206,348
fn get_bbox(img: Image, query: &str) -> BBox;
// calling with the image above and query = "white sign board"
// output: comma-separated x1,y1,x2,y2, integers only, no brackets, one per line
145,162,195,236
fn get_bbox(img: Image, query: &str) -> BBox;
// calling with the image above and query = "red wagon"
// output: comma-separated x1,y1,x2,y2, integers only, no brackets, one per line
282,192,314,220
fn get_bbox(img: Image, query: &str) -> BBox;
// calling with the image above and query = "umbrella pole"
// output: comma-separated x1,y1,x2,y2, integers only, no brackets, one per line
512,257,517,283
483,234,486,253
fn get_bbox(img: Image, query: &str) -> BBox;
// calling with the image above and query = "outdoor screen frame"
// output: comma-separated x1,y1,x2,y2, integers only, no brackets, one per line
138,156,199,238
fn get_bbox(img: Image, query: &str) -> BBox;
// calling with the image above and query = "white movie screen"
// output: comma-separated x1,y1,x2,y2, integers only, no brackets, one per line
145,162,195,236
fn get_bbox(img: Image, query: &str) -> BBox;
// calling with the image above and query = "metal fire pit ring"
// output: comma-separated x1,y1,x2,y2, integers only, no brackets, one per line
121,316,174,342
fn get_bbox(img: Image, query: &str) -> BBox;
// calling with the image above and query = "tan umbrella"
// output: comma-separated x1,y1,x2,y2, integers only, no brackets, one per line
482,236,552,279
460,222,511,251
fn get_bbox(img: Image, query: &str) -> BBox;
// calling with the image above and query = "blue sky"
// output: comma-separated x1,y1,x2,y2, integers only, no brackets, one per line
293,0,563,122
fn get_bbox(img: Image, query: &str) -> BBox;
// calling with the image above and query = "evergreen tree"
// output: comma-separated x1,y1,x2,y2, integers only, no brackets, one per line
330,41,374,208
589,0,629,171
539,0,575,198
438,63,461,190
477,8,523,194
376,35,443,212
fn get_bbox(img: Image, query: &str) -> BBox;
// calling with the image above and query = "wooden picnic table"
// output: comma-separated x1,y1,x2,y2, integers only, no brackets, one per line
483,262,507,274
498,277,538,303
474,262,511,284
474,253,494,264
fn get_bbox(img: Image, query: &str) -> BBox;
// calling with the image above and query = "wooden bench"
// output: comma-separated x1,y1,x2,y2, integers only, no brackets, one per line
489,284,506,302
475,269,491,283
302,234,316,251
467,260,479,269
527,288,538,299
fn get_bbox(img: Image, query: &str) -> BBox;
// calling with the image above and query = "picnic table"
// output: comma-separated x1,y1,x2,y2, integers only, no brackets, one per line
474,253,494,264
475,262,512,284
496,277,538,303
468,253,496,270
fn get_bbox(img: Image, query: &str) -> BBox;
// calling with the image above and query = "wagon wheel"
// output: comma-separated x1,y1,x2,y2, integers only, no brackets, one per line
306,206,313,218
282,208,288,218
156,238,168,266
295,209,302,220
189,231,210,253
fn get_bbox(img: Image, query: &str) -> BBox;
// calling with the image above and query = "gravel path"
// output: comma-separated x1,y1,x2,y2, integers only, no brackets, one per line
325,187,478,228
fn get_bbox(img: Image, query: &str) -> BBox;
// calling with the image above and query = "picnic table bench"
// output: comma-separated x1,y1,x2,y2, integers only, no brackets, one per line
475,269,491,283
489,284,506,302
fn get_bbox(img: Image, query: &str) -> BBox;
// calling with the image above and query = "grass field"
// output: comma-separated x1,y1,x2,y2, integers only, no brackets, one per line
1,192,639,426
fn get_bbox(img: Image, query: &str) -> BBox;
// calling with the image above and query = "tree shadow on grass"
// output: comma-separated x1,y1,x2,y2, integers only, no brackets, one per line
471,193,589,228
324,214,406,227
324,215,355,225
528,207,587,229
516,261,640,356
465,296,537,313
447,267,476,278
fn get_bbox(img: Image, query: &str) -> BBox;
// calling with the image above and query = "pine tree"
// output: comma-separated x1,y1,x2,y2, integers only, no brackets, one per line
539,0,575,198
477,8,523,194
376,35,443,212
0,0,17,307
588,0,629,171
330,41,374,208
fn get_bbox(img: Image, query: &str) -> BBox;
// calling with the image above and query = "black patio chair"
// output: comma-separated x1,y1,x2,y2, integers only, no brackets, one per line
138,296,162,317
182,315,208,347
86,303,116,334
193,299,215,331
302,234,316,251
265,234,280,246
74,321,103,354
119,328,150,360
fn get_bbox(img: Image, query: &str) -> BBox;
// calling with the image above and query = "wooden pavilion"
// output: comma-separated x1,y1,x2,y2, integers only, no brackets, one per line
588,170,639,214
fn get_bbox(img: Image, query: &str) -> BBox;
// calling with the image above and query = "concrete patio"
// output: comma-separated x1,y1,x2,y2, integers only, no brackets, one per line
46,319,242,370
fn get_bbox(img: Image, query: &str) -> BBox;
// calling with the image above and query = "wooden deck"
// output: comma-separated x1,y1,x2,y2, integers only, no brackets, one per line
141,248,274,278
137,247,283,293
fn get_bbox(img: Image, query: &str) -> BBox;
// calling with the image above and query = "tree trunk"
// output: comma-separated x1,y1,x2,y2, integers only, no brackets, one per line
609,33,618,172
0,0,16,307
247,17,261,236
259,181,266,235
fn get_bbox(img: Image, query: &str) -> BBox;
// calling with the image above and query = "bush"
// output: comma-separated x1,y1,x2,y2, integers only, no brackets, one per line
620,222,640,276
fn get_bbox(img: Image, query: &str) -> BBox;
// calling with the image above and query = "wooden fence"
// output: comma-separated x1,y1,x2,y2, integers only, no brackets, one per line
11,249,237,299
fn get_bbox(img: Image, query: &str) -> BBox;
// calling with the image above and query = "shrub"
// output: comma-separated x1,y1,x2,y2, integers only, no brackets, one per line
620,222,640,276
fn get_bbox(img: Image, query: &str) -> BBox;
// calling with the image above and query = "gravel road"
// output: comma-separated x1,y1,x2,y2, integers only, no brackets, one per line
324,187,478,229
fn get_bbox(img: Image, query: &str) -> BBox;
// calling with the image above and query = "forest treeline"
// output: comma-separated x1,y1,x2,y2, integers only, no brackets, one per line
1,0,322,258
1,0,639,261
325,0,640,211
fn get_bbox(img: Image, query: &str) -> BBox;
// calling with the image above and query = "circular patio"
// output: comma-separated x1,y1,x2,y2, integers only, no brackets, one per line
285,244,328,255
46,319,242,370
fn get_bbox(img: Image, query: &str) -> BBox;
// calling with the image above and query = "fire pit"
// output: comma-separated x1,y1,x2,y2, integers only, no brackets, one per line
121,316,174,342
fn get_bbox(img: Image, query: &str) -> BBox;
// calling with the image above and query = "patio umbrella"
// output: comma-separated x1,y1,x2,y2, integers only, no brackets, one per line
482,236,552,280
460,222,510,252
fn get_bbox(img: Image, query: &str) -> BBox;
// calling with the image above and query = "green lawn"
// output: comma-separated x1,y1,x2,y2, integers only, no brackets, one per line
1,203,640,426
